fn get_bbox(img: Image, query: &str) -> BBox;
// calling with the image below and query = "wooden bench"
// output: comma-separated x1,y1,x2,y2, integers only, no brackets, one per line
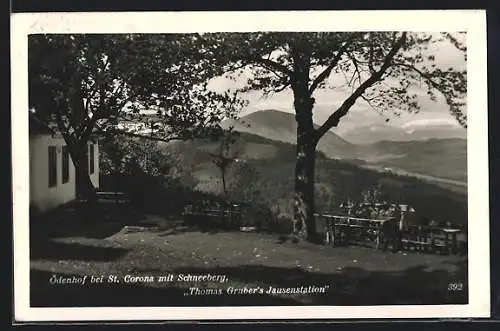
403,225,465,254
182,201,242,229
96,191,131,204
401,238,434,252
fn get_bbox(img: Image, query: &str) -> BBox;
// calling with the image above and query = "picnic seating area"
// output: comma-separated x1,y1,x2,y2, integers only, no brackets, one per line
182,200,244,230
179,198,466,256
75,191,132,205
402,224,466,255
316,213,467,255
96,191,132,204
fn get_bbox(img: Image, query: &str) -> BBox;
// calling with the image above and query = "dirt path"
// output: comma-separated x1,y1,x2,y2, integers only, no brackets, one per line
30,213,468,307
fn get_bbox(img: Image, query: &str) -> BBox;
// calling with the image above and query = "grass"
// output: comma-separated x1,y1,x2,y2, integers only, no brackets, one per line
30,203,468,307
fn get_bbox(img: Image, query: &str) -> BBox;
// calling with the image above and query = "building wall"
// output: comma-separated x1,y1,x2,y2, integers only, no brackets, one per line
89,141,100,189
30,135,76,213
30,136,100,213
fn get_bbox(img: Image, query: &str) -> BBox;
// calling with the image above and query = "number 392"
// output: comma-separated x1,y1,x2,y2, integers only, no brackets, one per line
448,282,464,291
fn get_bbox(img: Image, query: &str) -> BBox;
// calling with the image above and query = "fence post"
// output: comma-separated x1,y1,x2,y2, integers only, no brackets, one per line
328,217,335,246
451,232,458,255
430,228,435,252
375,221,382,250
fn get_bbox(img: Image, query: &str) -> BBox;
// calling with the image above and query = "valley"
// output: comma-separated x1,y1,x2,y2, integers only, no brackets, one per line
160,125,468,227
223,109,467,183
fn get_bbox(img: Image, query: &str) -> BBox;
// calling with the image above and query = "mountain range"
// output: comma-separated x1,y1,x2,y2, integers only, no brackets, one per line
341,123,466,145
160,119,467,224
222,109,467,183
222,109,354,159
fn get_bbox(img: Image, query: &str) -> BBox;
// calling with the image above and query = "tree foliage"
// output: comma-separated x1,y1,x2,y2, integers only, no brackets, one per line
100,136,169,177
29,33,247,144
28,33,247,199
197,31,467,241
100,135,198,188
200,32,466,129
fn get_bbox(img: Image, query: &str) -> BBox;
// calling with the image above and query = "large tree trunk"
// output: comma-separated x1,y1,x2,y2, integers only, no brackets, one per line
289,39,320,243
292,97,319,243
293,136,317,241
69,141,97,202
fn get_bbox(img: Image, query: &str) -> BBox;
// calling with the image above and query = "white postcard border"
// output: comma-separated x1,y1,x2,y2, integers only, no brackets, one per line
11,9,490,321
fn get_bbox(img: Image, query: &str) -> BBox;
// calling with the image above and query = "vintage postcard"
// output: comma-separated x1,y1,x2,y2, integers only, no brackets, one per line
12,10,490,322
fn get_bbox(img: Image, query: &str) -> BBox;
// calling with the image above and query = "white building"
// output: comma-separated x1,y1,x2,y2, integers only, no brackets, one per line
29,114,99,213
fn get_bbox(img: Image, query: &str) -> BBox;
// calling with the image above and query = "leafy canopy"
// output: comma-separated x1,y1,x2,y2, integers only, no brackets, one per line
198,32,467,136
28,34,247,144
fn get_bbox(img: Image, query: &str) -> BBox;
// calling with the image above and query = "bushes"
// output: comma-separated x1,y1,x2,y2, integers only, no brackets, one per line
99,135,203,215
99,136,294,233
101,172,201,216
239,201,270,227
234,201,292,234
268,212,294,234
228,157,468,232
98,134,468,234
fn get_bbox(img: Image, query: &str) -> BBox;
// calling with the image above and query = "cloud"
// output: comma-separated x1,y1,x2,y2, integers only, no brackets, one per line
400,118,462,129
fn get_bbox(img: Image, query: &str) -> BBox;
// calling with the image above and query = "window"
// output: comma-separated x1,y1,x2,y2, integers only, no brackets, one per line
62,145,69,184
48,146,57,187
88,143,95,174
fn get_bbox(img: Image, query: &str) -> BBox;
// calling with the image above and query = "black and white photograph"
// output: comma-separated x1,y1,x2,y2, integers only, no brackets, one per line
12,10,490,321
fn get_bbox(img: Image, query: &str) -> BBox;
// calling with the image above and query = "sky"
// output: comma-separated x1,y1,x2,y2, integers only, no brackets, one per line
207,33,467,136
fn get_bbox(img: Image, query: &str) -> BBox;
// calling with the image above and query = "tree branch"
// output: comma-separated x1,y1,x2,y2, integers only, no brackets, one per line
391,62,441,89
85,81,99,112
308,41,351,95
273,80,291,93
441,32,467,52
315,32,407,140
253,56,293,77
368,42,375,74
81,92,130,142
346,52,364,87
81,115,98,141
360,94,384,116
224,60,250,74
53,98,73,144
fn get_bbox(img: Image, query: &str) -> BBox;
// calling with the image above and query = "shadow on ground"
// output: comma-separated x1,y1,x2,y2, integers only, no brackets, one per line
29,202,468,307
30,240,130,261
30,202,150,240
30,201,240,242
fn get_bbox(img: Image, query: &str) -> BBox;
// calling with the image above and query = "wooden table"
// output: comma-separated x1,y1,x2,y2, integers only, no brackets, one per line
315,213,391,247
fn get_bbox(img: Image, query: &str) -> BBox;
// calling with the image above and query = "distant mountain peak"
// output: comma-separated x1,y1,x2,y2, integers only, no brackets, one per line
248,108,291,115
223,109,354,158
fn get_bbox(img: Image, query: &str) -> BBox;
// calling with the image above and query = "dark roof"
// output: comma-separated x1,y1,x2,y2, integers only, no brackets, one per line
29,112,56,135
28,111,101,142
